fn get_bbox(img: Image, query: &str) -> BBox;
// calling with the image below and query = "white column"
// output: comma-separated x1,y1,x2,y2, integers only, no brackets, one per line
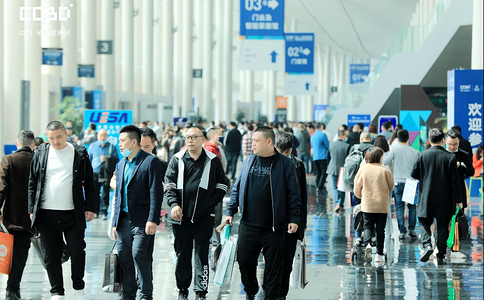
202,0,213,121
100,0,115,109
0,1,5,155
192,0,203,116
79,0,96,91
214,0,224,123
315,44,323,105
222,0,233,121
323,46,331,105
121,0,134,110
287,19,296,121
141,0,153,96
472,0,483,69
114,0,122,102
181,0,193,116
4,0,24,143
24,0,42,133
267,71,276,122
173,0,182,117
161,0,173,98
153,0,162,96
61,0,77,87
133,0,142,98
246,71,254,120
338,54,346,88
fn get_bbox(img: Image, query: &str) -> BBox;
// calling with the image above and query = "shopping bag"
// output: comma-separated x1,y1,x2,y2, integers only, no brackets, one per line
452,222,460,252
447,207,460,249
220,224,232,246
290,240,309,289
213,237,237,286
30,233,70,269
337,167,353,192
402,178,419,205
456,210,470,240
0,223,14,275
102,243,123,292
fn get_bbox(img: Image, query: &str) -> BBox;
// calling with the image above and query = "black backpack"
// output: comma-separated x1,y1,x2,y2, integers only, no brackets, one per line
343,145,363,185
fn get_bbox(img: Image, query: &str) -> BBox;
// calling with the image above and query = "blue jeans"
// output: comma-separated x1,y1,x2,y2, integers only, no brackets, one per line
117,212,155,300
394,182,416,234
331,174,345,206
298,151,310,173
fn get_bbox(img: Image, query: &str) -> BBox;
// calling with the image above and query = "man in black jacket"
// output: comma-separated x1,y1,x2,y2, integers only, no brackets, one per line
224,122,242,181
451,125,473,162
165,126,229,300
226,126,300,300
274,132,307,300
28,121,96,299
0,130,35,300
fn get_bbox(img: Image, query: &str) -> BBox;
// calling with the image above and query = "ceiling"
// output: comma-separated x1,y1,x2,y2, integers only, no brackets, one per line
283,0,419,59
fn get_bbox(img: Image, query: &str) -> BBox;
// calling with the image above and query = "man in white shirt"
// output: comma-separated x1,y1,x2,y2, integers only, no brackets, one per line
28,121,96,300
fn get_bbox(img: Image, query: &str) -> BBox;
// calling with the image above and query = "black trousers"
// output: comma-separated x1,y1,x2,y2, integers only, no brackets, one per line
225,151,239,180
363,212,387,255
313,159,328,198
173,219,214,294
419,216,451,259
6,230,33,293
279,231,298,298
37,209,86,295
93,173,110,216
237,223,285,300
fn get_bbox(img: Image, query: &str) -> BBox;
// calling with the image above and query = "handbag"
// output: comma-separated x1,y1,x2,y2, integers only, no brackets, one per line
456,210,470,240
337,167,353,192
447,207,460,249
290,239,309,289
30,232,70,269
0,223,14,275
213,225,237,286
102,243,123,292
402,178,419,205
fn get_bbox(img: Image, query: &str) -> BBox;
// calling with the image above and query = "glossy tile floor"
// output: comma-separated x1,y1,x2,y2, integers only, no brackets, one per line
1,177,483,299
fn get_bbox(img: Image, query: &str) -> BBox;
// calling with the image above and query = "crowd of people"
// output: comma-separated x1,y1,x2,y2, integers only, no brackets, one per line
0,117,482,300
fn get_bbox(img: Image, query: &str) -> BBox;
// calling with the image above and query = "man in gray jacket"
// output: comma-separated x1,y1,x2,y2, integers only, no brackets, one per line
327,130,349,213
294,123,310,172
383,129,418,240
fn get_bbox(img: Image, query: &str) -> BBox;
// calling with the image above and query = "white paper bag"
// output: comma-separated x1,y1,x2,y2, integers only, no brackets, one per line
402,178,419,205
290,240,308,289
213,238,237,286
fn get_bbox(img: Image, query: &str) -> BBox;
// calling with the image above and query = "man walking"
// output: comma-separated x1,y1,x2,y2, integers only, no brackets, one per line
28,121,96,299
165,126,229,300
226,126,300,300
327,129,349,213
224,122,242,181
294,123,311,172
310,123,330,209
383,129,419,239
0,130,35,300
411,128,461,265
112,125,164,300
88,129,119,219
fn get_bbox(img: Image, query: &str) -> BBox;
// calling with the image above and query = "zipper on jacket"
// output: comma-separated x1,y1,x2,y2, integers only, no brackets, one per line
191,186,201,223
269,163,275,232
240,157,253,220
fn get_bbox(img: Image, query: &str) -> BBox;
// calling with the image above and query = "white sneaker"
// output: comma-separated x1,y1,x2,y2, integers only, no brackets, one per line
74,289,87,300
51,296,65,300
374,254,385,263
364,244,372,262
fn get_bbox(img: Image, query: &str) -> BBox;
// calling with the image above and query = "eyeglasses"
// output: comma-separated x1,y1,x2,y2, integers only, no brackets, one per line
446,143,459,147
184,135,203,141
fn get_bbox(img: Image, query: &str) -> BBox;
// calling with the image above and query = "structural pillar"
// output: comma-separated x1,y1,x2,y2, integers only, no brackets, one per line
222,0,233,122
472,0,483,69
79,0,97,92
100,0,115,109
202,0,214,121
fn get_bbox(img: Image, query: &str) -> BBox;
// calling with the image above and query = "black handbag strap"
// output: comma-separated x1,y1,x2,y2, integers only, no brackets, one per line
110,242,117,253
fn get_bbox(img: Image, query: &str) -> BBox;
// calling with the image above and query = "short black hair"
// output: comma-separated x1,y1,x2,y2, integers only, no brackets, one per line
315,122,322,129
447,128,460,139
247,124,254,131
451,125,462,136
17,129,35,147
429,128,445,144
357,123,364,130
275,132,293,152
89,122,96,131
230,121,237,127
337,130,346,138
382,120,393,130
341,124,348,131
34,137,44,146
255,126,275,144
140,127,156,143
397,129,409,143
120,125,141,144
187,125,207,139
373,135,390,152
46,121,66,132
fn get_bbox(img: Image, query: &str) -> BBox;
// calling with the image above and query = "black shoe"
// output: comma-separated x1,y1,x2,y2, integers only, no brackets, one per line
421,245,433,262
178,289,189,300
195,292,207,300
246,294,255,300
5,290,20,300
102,214,108,220
437,257,445,266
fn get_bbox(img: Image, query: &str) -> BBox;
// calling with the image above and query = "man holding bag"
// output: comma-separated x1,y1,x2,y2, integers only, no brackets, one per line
411,128,461,265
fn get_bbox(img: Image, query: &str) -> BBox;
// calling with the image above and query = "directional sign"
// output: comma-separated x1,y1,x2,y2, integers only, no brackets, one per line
239,0,284,37
347,114,371,131
284,74,314,95
239,39,285,71
350,64,370,84
285,33,314,74
42,48,63,66
174,117,188,127
78,65,95,78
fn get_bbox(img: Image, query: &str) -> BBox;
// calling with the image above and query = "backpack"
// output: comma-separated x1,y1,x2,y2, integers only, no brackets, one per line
343,145,363,185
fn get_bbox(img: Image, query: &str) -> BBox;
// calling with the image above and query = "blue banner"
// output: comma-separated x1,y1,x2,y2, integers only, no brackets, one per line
78,65,95,78
84,110,133,153
174,117,188,127
42,48,63,66
93,90,102,110
378,115,398,133
4,144,16,155
285,33,314,74
347,114,371,130
349,64,370,84
448,69,483,150
239,0,284,38
313,104,329,122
